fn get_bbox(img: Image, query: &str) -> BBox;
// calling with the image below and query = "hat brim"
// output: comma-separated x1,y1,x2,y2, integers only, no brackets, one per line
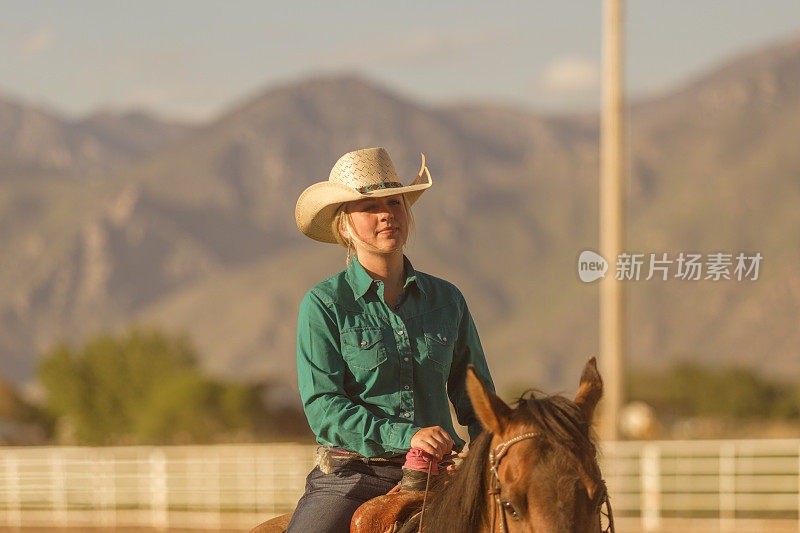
296,165,432,244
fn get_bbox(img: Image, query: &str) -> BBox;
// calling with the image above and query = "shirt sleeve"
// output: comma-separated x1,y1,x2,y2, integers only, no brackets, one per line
447,296,496,442
296,289,422,456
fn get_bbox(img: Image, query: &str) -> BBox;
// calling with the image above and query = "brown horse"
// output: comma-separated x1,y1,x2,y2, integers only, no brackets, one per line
252,357,611,533
395,357,611,532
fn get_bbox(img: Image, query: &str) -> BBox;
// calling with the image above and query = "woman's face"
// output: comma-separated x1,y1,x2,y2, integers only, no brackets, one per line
345,193,409,254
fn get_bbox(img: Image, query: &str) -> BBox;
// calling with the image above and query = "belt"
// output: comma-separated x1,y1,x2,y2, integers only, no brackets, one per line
328,448,406,467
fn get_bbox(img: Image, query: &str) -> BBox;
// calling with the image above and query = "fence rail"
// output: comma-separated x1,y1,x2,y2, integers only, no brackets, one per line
1,439,800,530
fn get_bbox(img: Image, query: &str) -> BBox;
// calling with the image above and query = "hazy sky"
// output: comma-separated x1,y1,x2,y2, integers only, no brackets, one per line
2,1,800,121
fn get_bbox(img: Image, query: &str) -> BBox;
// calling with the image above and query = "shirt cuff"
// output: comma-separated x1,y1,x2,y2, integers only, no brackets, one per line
389,422,423,451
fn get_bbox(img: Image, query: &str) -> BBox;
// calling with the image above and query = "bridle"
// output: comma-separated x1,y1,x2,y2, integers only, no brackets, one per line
593,480,615,533
487,432,615,533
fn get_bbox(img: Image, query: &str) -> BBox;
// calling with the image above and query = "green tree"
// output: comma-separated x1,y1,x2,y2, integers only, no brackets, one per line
38,326,268,444
628,360,800,421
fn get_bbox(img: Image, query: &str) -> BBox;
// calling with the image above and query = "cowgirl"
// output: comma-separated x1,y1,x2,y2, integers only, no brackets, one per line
289,147,495,532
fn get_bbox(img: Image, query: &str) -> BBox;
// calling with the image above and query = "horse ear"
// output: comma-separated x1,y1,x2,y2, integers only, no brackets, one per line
466,364,512,435
574,357,603,425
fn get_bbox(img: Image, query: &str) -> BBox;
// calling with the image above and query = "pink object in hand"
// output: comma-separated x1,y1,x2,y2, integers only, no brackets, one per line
403,448,439,475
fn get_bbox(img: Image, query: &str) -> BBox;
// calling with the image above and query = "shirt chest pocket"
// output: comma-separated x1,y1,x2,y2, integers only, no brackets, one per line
423,325,456,371
342,329,387,371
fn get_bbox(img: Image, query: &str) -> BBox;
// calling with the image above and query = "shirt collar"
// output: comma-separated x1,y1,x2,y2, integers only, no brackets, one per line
401,256,427,298
347,255,375,300
347,255,427,300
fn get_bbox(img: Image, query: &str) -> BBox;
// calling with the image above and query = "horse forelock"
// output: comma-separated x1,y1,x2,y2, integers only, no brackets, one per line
513,391,600,480
515,390,589,431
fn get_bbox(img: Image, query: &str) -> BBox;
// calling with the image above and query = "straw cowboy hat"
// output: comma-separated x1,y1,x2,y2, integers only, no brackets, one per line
295,147,432,244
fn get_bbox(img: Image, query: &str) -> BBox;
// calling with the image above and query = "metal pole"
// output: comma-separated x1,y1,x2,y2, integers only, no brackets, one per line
599,0,626,441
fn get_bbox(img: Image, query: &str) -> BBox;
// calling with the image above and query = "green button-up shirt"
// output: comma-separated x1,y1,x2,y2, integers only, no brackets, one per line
296,255,495,457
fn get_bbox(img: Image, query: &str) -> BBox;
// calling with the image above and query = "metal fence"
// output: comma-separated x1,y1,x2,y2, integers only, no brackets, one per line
1,439,800,531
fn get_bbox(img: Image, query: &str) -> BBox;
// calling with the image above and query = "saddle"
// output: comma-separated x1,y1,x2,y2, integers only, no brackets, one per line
350,489,427,533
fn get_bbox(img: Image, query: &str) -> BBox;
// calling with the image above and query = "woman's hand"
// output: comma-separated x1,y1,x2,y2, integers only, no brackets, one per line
410,426,454,459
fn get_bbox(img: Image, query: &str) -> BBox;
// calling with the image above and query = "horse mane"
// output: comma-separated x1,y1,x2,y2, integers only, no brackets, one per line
420,429,493,531
420,391,598,532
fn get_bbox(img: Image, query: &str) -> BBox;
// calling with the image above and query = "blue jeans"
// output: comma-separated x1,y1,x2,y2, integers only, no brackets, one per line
286,461,403,533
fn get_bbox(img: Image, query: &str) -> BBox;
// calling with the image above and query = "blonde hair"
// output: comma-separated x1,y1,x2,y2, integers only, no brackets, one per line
331,195,415,265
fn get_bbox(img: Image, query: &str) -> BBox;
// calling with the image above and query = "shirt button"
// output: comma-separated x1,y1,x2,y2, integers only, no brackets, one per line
398,330,404,336
403,412,410,418
404,385,410,390
360,340,367,346
403,357,409,362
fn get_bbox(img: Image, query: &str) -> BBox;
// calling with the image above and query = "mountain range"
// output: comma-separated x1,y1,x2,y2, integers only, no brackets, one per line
1,34,799,396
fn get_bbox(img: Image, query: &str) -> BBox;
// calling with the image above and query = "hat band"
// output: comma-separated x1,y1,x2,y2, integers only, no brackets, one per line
356,181,403,194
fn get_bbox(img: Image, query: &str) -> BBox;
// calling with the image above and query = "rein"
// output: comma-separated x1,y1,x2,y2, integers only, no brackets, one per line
417,461,433,533
486,432,615,533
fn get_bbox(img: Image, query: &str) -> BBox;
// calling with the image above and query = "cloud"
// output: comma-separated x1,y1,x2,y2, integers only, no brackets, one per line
540,56,599,94
19,26,55,57
321,27,499,67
